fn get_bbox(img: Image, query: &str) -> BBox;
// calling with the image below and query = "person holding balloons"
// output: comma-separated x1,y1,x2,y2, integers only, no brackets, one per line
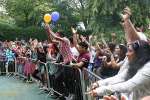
44,12,75,64
44,12,78,100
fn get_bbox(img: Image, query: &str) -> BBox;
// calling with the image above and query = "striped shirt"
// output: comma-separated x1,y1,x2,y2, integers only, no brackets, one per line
59,37,73,64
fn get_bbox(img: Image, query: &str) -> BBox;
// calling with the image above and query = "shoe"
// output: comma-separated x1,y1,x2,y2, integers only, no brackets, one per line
39,86,48,90
49,94,59,99
23,78,27,82
26,80,33,83
37,81,43,88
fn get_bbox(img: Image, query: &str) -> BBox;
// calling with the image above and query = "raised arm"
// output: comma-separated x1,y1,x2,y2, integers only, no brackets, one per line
121,7,140,43
45,24,64,42
71,27,78,49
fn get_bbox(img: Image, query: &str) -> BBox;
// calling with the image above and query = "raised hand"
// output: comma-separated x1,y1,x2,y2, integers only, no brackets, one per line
120,6,131,21
71,27,77,34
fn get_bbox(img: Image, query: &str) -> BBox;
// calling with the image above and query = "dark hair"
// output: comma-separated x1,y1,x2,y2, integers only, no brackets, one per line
71,24,77,28
126,40,150,80
78,42,89,50
119,44,127,61
57,31,65,37
108,42,116,53
69,37,73,44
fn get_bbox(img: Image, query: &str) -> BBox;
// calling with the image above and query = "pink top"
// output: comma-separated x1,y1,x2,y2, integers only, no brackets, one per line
59,37,73,64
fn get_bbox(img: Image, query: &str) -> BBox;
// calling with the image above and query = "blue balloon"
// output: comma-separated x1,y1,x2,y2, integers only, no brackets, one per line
51,11,60,22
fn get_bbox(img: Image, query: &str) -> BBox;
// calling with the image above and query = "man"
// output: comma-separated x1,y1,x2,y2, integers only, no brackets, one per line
71,27,90,68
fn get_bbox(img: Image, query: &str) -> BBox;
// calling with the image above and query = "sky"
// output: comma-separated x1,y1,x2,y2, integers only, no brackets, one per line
0,6,7,16
0,6,5,11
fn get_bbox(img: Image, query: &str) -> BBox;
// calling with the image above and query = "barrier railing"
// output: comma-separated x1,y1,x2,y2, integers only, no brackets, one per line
0,57,16,76
46,62,84,100
81,68,103,100
15,57,26,78
1,55,105,100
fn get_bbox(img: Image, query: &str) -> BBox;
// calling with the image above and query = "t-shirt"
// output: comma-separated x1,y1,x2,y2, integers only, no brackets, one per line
89,47,96,63
77,51,90,68
5,49,15,63
70,47,79,58
59,37,74,64
137,32,147,41
37,51,46,63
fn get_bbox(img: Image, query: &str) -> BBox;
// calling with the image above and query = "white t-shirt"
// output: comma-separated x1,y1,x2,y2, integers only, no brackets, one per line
70,47,79,57
89,47,96,63
137,32,147,41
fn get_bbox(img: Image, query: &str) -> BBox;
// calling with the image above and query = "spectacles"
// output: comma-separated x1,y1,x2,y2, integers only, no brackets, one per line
127,40,140,51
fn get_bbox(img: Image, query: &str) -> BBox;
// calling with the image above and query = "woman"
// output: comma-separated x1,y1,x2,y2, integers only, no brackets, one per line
32,44,47,88
88,6,150,99
88,40,150,100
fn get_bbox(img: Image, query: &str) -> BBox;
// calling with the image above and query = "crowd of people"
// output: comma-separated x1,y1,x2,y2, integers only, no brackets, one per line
0,7,150,100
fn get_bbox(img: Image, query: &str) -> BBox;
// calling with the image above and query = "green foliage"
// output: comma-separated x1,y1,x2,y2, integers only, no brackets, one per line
87,0,150,34
1,0,150,42
0,22,47,41
5,0,52,27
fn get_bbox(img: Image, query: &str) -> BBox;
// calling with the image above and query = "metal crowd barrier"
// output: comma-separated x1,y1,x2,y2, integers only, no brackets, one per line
36,61,103,100
0,57,16,76
15,57,26,78
81,68,103,100
0,56,6,75
0,55,105,100
46,62,84,100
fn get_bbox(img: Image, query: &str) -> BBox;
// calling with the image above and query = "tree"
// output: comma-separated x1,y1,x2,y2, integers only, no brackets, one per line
5,0,52,27
87,0,150,33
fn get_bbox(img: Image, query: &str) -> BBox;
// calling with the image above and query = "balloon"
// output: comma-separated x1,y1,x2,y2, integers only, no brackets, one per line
44,14,51,23
51,11,60,22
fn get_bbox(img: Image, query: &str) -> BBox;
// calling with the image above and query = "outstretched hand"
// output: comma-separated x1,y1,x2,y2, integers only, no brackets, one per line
120,6,131,21
85,90,98,97
103,95,126,100
71,27,77,34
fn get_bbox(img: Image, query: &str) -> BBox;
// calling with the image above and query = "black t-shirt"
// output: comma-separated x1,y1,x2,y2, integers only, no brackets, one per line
37,51,46,63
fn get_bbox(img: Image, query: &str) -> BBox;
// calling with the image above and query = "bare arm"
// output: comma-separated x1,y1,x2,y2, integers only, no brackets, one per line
71,27,78,49
95,62,150,96
121,7,140,43
72,61,84,68
122,19,140,43
45,24,64,42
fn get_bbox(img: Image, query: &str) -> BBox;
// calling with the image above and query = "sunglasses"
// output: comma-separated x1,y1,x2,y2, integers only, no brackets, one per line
127,41,140,51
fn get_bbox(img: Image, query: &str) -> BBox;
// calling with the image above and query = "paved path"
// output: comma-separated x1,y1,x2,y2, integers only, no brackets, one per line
0,76,54,100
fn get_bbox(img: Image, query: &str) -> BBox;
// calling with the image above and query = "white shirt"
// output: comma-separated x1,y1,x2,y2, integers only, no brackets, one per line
137,32,147,42
70,47,79,57
96,61,150,100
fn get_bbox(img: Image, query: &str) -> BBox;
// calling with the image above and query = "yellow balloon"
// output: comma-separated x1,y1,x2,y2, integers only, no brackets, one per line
44,14,51,23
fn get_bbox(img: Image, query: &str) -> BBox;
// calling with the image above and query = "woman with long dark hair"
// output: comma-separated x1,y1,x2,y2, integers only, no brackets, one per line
88,7,150,100
88,40,150,100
